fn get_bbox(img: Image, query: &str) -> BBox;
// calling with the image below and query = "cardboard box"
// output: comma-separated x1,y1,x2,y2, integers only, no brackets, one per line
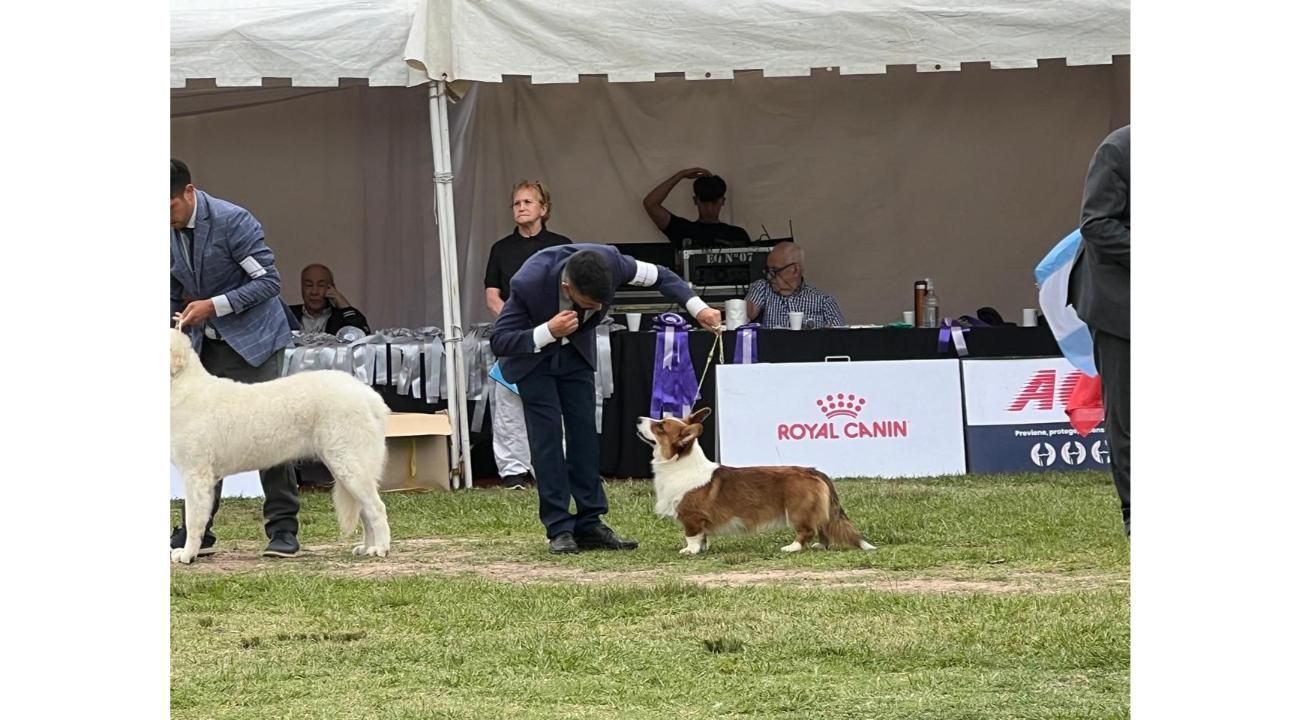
382,412,453,492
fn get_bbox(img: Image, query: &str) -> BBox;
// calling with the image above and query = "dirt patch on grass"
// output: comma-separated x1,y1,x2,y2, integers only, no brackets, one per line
174,537,1125,595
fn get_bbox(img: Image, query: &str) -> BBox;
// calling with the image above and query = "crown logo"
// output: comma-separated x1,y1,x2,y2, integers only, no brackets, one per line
817,393,865,419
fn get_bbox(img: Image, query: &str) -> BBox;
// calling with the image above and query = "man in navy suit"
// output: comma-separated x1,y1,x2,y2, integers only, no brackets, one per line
170,158,301,559
491,244,722,554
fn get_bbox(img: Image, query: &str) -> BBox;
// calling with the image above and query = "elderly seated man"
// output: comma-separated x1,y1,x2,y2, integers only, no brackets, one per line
745,241,845,329
288,263,371,335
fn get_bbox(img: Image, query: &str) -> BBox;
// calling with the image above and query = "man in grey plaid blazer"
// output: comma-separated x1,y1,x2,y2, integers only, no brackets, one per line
169,158,301,558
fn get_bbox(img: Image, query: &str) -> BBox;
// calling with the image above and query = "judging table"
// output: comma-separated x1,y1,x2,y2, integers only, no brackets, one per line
595,324,1062,479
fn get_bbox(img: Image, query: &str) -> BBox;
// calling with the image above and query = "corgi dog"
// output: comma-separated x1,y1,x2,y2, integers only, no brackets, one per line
636,408,876,554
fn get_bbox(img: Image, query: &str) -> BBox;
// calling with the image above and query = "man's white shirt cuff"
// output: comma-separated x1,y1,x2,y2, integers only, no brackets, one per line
212,294,234,317
684,297,709,319
533,323,556,351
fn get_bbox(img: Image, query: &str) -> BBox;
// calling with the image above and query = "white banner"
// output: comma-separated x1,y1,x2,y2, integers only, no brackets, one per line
961,357,1110,473
963,357,1089,426
716,360,966,478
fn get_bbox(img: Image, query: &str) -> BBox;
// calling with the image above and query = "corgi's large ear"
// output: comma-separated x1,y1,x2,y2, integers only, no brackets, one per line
676,423,703,450
687,407,712,424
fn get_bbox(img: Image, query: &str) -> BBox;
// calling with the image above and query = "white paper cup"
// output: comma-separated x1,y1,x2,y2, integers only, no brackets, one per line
788,311,804,330
902,310,915,325
1022,308,1038,327
724,299,747,330
625,313,642,332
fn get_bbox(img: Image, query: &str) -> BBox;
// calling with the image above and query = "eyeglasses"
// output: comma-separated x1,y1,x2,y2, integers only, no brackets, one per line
765,262,798,278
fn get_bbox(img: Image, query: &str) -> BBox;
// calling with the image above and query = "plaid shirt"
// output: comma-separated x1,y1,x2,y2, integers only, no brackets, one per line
745,279,845,329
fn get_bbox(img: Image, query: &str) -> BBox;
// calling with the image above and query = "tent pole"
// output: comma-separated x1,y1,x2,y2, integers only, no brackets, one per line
427,79,473,488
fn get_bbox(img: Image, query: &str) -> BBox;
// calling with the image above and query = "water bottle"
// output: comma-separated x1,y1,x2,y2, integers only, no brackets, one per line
923,279,940,328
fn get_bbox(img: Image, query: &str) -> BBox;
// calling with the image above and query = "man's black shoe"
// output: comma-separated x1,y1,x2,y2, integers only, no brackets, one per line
548,532,579,555
262,531,301,558
169,526,217,556
501,474,531,490
574,524,639,550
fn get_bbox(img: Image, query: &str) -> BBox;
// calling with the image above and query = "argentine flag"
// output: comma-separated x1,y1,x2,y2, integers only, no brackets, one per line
1035,229,1097,377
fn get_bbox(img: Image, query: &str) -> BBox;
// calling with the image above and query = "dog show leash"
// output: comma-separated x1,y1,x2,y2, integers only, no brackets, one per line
695,329,725,399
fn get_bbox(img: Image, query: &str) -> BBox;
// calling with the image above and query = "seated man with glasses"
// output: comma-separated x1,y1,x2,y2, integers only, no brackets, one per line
745,241,846,329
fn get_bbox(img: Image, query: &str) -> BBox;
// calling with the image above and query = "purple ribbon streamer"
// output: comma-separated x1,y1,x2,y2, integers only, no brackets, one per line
936,317,969,356
650,312,699,419
937,318,952,353
733,323,759,364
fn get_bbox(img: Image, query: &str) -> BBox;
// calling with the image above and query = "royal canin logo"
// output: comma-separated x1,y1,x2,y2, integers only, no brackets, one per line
817,393,866,419
778,393,908,441
1006,370,1086,411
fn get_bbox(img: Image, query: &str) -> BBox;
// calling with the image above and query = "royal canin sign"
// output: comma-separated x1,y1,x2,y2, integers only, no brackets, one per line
776,392,909,441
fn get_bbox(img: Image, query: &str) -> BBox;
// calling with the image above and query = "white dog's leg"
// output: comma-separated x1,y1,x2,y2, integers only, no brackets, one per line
356,496,391,557
350,493,375,556
173,476,215,564
680,534,706,555
353,518,375,557
351,502,377,557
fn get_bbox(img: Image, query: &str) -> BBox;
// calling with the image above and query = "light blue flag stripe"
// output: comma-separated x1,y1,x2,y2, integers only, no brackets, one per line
1035,229,1097,376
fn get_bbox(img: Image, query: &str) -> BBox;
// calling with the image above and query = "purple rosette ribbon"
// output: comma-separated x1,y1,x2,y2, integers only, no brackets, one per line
650,312,699,419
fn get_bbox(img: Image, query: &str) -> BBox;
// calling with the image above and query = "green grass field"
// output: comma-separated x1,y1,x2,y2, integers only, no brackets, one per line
170,472,1129,719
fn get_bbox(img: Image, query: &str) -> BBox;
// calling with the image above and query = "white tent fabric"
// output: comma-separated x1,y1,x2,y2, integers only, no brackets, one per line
405,0,1130,84
171,0,421,88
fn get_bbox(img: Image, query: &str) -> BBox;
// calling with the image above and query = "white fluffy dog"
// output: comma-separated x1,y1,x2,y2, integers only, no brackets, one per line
170,329,392,563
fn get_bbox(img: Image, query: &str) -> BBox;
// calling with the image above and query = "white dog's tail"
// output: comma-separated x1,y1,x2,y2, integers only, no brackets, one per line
333,481,363,536
331,396,389,537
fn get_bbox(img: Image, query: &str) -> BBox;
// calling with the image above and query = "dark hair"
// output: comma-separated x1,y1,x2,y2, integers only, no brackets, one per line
693,174,727,203
171,158,191,197
564,250,615,303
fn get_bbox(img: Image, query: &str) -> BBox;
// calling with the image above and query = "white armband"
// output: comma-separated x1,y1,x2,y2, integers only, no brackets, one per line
630,260,659,287
239,256,269,279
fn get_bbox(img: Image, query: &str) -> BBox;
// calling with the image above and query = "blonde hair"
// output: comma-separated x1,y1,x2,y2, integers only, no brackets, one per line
512,180,551,220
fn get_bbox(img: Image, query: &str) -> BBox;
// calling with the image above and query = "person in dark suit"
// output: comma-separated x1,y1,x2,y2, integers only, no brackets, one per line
170,158,301,558
491,244,723,554
288,263,371,335
1068,125,1130,536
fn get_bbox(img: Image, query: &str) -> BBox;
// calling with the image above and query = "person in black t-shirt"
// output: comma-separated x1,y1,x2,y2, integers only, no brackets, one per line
642,167,751,250
484,181,572,490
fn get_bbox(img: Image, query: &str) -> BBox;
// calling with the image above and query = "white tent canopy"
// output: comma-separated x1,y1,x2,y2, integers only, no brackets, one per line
171,0,420,88
173,0,1131,88
405,0,1129,84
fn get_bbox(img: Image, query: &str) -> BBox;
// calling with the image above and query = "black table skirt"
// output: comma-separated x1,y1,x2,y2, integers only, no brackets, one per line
597,325,1062,479
374,326,1062,481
